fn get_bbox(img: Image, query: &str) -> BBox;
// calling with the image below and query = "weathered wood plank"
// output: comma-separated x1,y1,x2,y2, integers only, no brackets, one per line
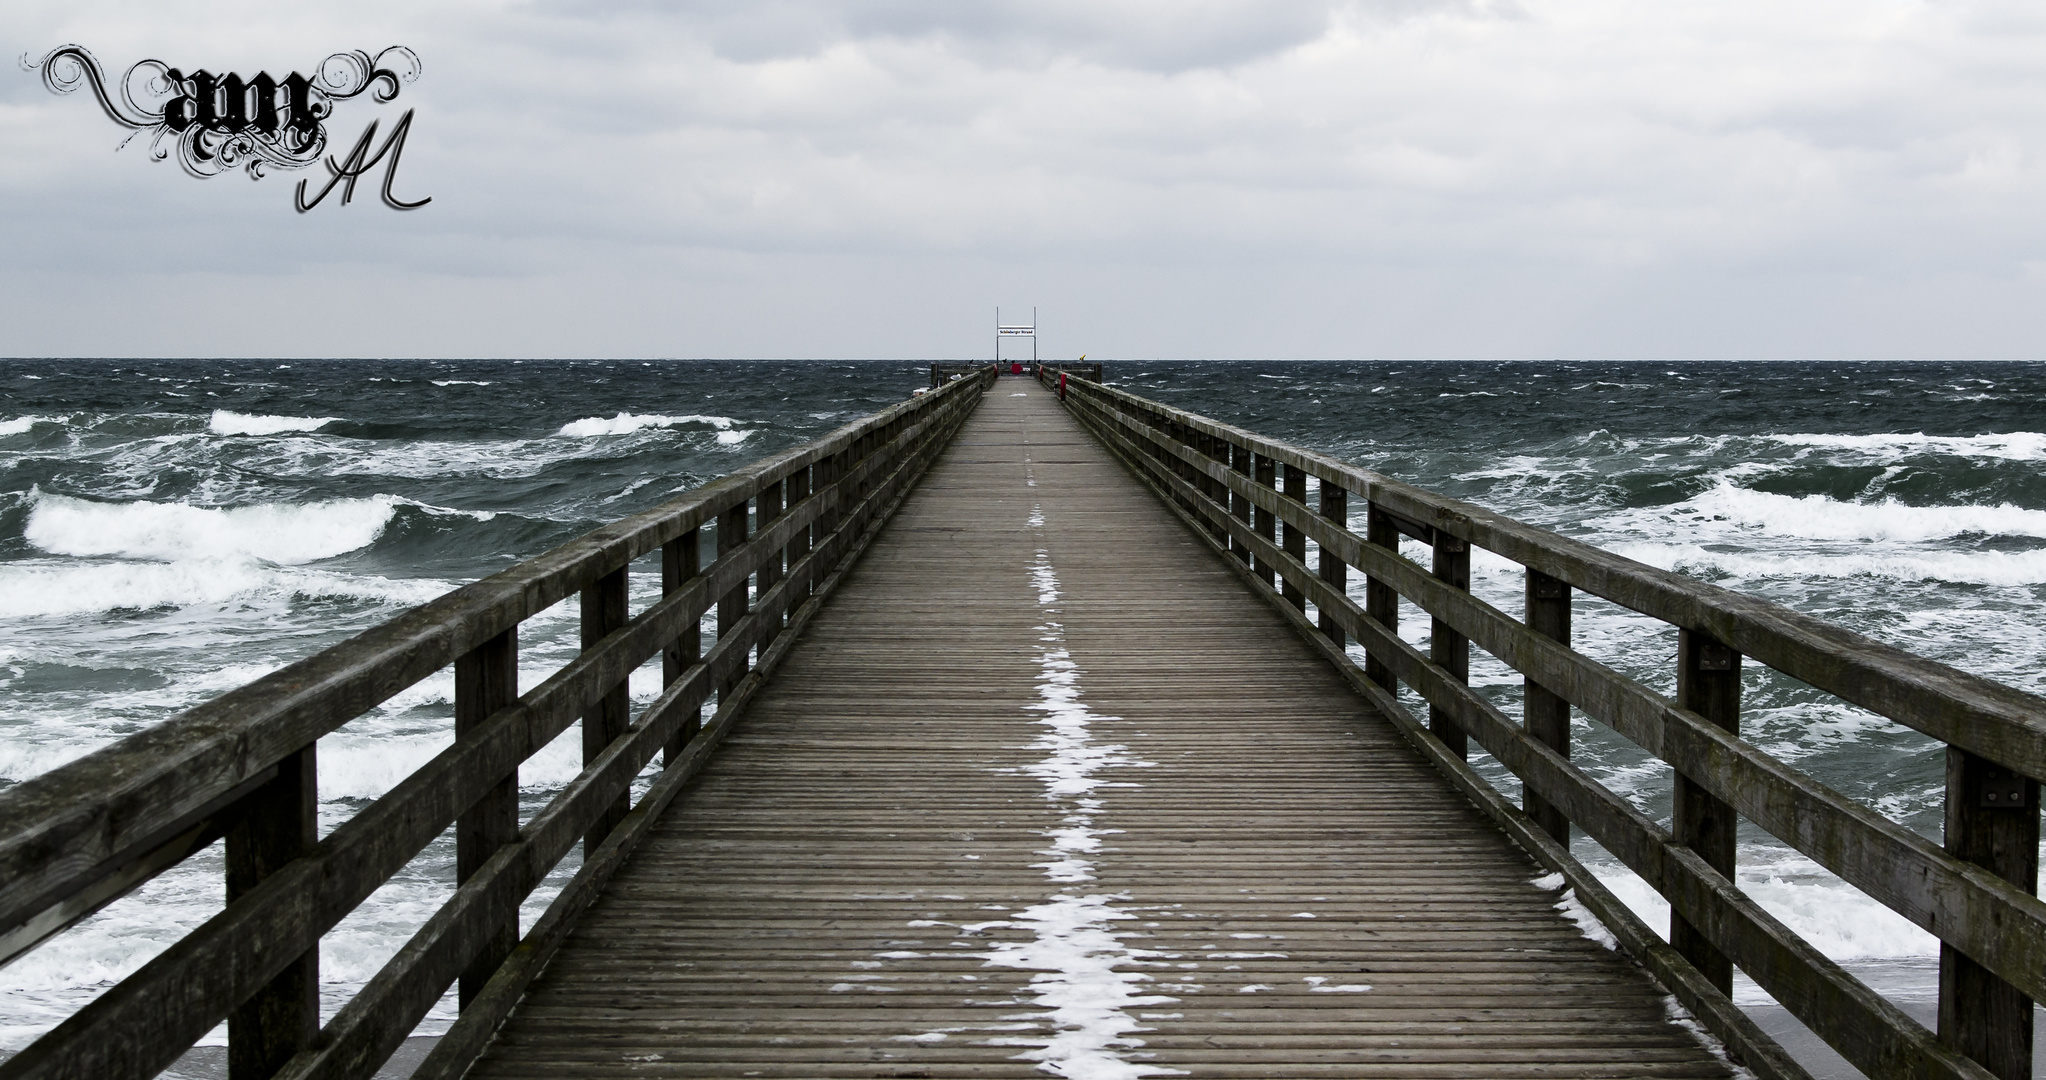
1939,748,2040,1080
225,745,318,1080
1524,569,1572,845
455,629,519,1008
1673,629,1741,995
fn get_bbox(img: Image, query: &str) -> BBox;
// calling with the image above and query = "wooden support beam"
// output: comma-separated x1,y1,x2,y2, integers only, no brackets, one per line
757,478,786,644
662,530,701,767
1253,454,1277,590
786,466,813,610
1674,627,1741,994
1229,442,1253,566
1364,504,1399,694
1940,749,2040,1080
716,499,751,703
1524,569,1571,846
454,629,518,1009
1431,530,1471,760
226,745,318,1080
815,450,843,563
581,567,631,856
1318,481,1348,649
1281,465,1307,611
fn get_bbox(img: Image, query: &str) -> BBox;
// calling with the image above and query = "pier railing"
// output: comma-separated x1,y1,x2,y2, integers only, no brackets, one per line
1034,361,1102,385
1045,367,2045,1080
0,366,996,1080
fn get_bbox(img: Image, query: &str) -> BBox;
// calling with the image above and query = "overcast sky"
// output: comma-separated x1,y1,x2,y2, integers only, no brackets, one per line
4,0,2044,360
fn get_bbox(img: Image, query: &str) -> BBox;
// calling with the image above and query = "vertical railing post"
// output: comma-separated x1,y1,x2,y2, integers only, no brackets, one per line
1280,465,1308,611
846,433,867,523
1171,422,1194,515
787,464,814,610
1229,442,1252,565
1523,570,1571,845
226,745,318,1080
1204,432,1229,541
757,477,786,643
814,448,842,568
1147,407,1171,477
1673,628,1741,994
581,566,630,855
1318,480,1347,648
1212,435,1228,531
662,530,701,766
1430,531,1470,759
1253,454,1277,590
455,628,518,1007
1364,505,1400,694
1939,749,2039,1080
716,496,751,703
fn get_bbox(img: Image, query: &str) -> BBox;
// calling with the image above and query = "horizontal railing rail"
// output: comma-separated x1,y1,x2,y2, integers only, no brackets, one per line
929,363,993,387
0,366,996,1080
1043,366,2042,1080
1034,361,1102,384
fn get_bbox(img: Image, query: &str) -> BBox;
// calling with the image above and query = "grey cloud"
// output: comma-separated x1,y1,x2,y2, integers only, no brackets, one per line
5,0,2046,359
537,0,1345,72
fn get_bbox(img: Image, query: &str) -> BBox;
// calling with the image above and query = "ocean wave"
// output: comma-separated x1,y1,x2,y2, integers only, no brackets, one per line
0,559,449,619
23,492,406,564
0,415,66,437
208,410,338,436
555,412,745,439
1673,484,2046,543
1604,540,2046,586
1768,431,2046,461
1580,483,2046,581
1596,852,1937,962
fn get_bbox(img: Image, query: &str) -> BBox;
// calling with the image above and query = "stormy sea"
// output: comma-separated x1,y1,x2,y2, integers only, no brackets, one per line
3,358,2042,1077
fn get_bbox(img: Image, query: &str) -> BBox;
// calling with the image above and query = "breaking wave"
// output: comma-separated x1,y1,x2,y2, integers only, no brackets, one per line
555,412,752,444
24,492,404,565
209,410,339,436
1767,431,2046,462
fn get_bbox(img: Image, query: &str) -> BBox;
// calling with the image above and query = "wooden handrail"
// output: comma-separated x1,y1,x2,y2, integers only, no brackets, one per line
1047,367,2038,1080
0,366,996,1080
1062,376,2046,779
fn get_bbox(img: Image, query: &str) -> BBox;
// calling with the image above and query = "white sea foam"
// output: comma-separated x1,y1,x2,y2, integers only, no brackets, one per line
1767,431,2046,462
208,410,338,435
1673,484,2046,543
0,415,64,436
24,492,402,565
1593,853,1937,962
1608,540,2046,586
0,559,447,620
0,848,226,1050
555,412,743,438
1581,479,2046,586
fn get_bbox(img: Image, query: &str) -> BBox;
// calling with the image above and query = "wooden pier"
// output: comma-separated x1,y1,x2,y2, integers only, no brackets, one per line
458,387,1726,1078
2,367,2043,1080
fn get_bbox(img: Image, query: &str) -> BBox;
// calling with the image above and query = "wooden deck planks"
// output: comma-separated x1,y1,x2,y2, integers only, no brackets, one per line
465,384,1731,1080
